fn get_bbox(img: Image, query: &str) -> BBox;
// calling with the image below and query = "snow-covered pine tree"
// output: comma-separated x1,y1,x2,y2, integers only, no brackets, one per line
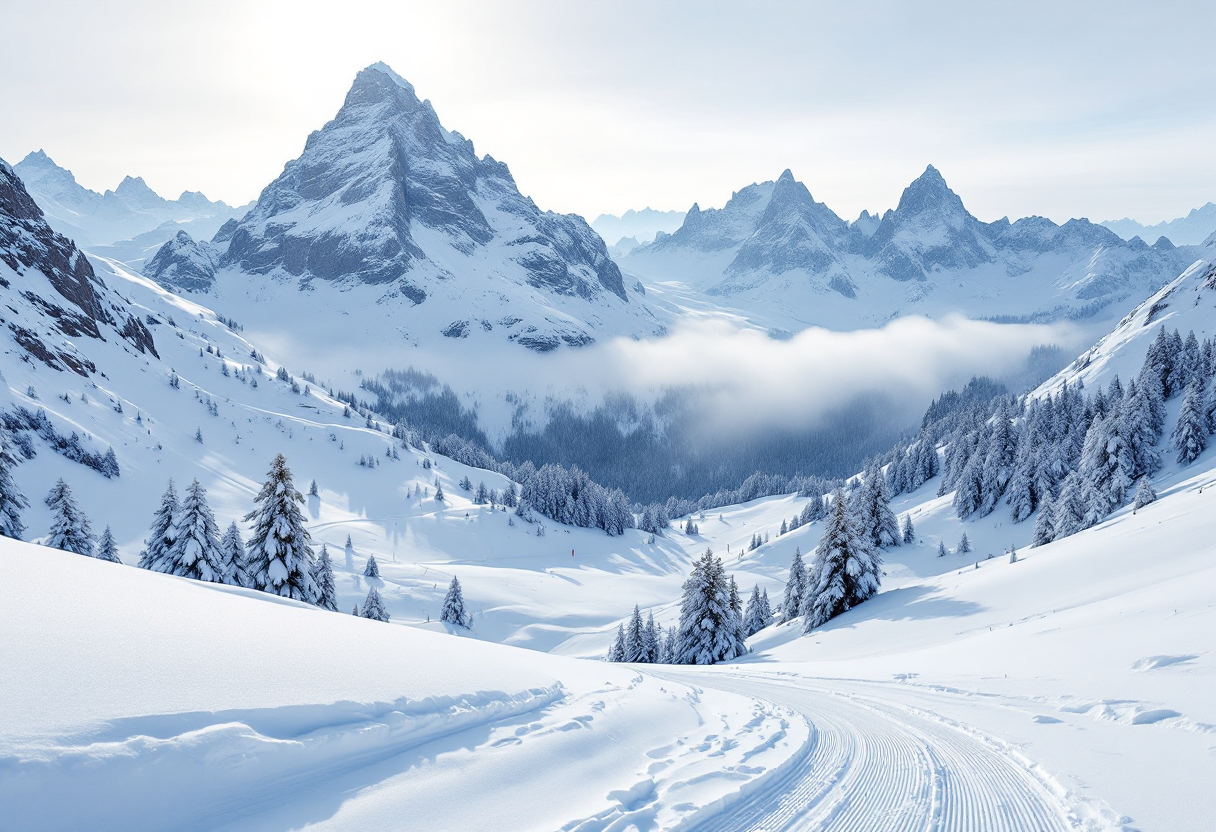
220,521,250,587
743,584,769,636
364,554,380,578
474,481,489,504
1031,496,1056,547
759,587,772,624
440,576,470,628
661,625,677,664
958,532,972,554
1171,378,1209,465
344,534,355,570
937,540,948,557
95,525,121,563
435,483,445,502
728,576,746,657
901,513,915,544
164,479,225,582
625,605,645,662
1052,472,1089,540
138,479,178,570
608,624,626,662
675,549,738,665
308,479,319,497
360,587,389,622
0,427,29,539
780,547,807,622
244,454,318,602
803,489,879,632
1132,477,1157,509
779,519,788,535
311,544,338,611
44,479,93,556
459,475,472,491
643,611,660,663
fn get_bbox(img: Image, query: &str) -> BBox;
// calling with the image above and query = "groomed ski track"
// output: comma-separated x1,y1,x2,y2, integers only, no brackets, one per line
666,672,1078,832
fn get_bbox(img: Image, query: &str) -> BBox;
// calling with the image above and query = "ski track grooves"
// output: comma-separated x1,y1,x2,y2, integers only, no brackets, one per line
682,674,1073,832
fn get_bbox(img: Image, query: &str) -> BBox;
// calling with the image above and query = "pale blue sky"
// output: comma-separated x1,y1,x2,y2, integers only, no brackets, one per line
2,0,1214,224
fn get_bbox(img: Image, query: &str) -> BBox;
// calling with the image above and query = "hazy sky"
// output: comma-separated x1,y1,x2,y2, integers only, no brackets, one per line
3,0,1214,224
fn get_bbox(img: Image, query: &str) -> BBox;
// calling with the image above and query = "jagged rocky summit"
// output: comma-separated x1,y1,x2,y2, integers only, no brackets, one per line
624,165,1196,331
146,63,658,353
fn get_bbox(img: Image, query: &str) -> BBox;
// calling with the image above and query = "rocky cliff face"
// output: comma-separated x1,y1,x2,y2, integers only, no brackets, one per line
0,159,156,375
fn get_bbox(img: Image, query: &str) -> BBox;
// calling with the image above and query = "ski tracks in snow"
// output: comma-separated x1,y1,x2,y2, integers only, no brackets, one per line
676,673,1086,832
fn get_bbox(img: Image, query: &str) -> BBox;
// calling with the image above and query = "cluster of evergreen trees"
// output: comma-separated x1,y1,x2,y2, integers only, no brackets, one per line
778,486,885,632
607,553,776,666
2,406,119,478
516,463,634,536
899,325,1216,547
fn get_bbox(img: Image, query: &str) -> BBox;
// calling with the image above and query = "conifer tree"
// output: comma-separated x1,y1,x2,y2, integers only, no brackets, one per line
937,540,948,557
164,479,225,582
728,576,746,657
803,490,880,632
360,587,389,622
308,479,319,497
1031,496,1056,547
1171,379,1209,464
608,624,626,662
743,584,770,636
96,525,121,563
139,479,178,570
901,513,915,544
625,605,645,662
244,454,317,602
44,479,93,556
435,483,445,502
1132,477,1157,509
220,521,250,587
759,587,772,624
643,611,660,663
344,534,355,570
958,532,972,554
780,547,807,622
1052,472,1088,540
440,576,470,628
364,554,380,578
661,625,677,664
675,549,738,665
311,544,338,611
0,427,29,540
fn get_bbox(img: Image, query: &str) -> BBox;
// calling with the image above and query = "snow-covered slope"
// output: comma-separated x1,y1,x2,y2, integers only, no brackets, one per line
0,541,806,832
623,166,1195,335
144,63,661,354
13,150,248,247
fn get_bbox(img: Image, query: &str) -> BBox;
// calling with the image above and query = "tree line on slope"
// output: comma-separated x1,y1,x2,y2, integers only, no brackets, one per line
0,447,476,630
607,470,900,665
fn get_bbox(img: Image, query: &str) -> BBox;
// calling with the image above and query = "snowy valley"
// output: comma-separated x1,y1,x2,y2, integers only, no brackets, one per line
1,50,1214,832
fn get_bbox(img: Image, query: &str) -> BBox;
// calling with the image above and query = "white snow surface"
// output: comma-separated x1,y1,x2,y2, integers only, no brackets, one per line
0,541,806,832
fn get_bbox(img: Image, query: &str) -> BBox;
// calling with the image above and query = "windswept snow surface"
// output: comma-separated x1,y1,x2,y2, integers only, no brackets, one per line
0,541,806,832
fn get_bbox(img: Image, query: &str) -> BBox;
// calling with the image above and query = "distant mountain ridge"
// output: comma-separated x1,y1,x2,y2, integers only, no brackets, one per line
1101,203,1216,246
591,208,686,248
144,63,660,353
13,150,248,247
624,166,1199,332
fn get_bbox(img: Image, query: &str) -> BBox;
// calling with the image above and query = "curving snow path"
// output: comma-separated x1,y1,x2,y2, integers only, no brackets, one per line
665,671,1082,832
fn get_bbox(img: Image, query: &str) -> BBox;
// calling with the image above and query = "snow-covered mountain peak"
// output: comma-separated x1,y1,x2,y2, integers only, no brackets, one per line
886,164,970,229
137,63,658,352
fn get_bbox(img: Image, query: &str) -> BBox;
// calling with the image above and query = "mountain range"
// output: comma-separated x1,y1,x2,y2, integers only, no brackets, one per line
1101,202,1216,246
13,150,249,248
621,166,1201,334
